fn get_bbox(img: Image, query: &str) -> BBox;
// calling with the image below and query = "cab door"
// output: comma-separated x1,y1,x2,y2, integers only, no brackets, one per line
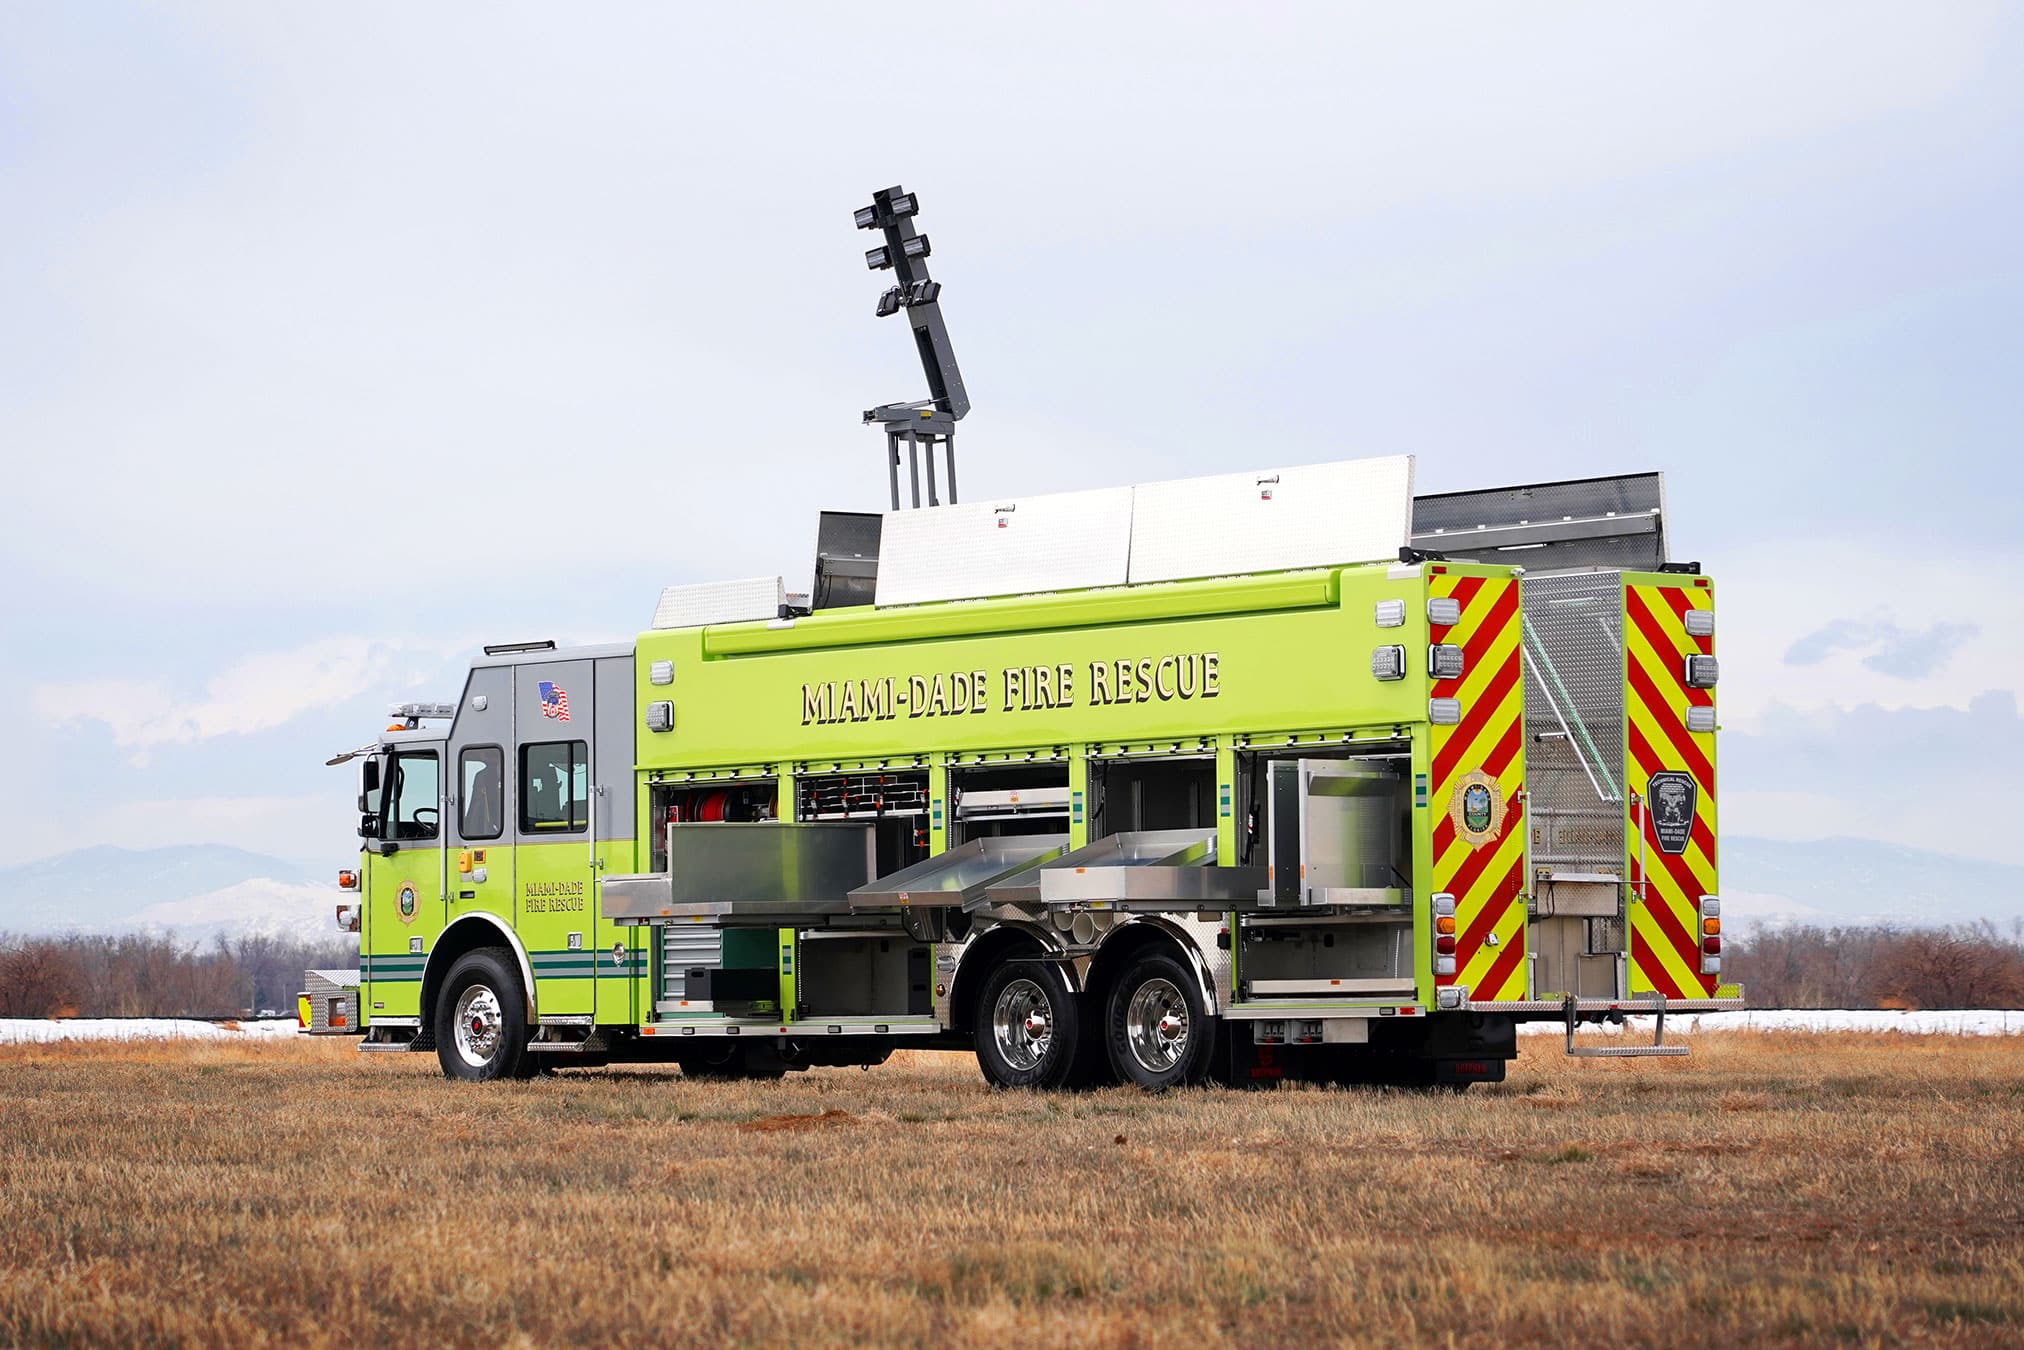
449,665,516,938
362,743,446,1019
515,658,599,1016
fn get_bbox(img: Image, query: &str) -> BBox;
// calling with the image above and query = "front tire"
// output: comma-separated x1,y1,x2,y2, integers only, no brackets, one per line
435,948,529,1082
973,960,1082,1089
1106,952,1212,1090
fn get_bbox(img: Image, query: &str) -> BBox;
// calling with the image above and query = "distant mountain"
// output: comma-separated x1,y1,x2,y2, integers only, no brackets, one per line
124,878,342,947
1723,836,2024,931
0,845,325,935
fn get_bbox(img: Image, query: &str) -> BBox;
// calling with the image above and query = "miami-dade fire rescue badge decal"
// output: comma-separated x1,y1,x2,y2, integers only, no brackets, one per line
397,880,420,925
1447,769,1508,850
1647,771,1697,856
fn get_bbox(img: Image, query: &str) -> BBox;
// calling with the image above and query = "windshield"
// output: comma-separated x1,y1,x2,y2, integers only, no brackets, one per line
388,751,440,841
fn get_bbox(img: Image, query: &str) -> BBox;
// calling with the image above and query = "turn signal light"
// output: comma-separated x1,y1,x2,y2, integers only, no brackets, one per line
337,870,359,891
1436,915,1456,935
1702,916,1720,936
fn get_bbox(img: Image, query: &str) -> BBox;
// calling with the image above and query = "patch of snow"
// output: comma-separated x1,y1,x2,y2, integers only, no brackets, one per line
0,1018,303,1045
1520,1009,2024,1035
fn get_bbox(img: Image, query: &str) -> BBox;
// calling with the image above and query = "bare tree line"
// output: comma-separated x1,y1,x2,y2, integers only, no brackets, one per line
0,933,356,1019
2,924,2022,1019
1725,922,2024,1011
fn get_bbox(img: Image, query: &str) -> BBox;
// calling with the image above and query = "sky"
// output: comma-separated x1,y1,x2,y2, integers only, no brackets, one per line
2,4,2020,874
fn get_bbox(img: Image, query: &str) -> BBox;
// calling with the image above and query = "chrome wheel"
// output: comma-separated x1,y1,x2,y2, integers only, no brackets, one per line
991,977,1054,1072
453,983,504,1069
1125,977,1189,1074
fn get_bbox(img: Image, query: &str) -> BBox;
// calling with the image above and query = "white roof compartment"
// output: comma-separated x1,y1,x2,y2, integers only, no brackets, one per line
1128,455,1415,585
873,454,1415,607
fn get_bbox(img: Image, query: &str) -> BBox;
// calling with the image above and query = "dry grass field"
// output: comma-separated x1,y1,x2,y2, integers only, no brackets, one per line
0,1033,2020,1347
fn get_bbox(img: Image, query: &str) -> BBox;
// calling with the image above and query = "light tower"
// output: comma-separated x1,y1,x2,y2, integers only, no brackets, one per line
854,185,969,509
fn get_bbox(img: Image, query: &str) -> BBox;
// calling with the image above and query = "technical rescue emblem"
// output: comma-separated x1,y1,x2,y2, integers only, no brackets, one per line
397,881,419,925
1447,769,1508,850
1647,771,1697,856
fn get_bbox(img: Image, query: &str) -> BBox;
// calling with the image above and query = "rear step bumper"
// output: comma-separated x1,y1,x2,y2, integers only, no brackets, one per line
1538,992,1741,1058
1468,996,1745,1014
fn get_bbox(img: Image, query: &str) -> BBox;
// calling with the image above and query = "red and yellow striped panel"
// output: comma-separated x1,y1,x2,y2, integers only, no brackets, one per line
1624,579,1718,998
1428,570,1527,1002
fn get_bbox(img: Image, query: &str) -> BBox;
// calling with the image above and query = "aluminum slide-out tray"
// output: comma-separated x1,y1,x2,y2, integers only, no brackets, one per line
603,821,876,925
847,835,1070,911
981,829,1267,911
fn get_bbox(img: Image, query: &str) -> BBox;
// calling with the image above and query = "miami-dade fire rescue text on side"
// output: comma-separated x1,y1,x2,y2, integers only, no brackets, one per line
801,653,1221,726
523,880,587,912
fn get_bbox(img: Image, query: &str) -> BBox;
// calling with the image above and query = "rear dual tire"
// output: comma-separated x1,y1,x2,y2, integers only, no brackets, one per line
972,950,1214,1091
973,960,1083,1089
1104,952,1212,1090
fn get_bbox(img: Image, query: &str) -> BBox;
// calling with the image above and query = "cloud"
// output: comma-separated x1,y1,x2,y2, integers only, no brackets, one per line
1716,543,2024,726
1721,689,2022,864
1784,617,1980,679
33,638,434,756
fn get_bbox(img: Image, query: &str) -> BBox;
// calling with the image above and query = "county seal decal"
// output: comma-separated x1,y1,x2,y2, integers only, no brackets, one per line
1647,771,1697,856
397,879,420,925
1447,768,1508,850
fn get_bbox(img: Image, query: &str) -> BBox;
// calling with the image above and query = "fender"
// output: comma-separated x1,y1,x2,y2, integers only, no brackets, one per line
1092,916,1221,1014
421,913,538,1022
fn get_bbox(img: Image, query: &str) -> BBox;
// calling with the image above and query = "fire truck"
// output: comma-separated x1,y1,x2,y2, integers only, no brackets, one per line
319,188,1738,1087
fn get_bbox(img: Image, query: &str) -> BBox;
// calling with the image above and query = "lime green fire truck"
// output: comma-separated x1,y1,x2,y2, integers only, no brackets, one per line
326,451,1737,1088
320,187,1736,1087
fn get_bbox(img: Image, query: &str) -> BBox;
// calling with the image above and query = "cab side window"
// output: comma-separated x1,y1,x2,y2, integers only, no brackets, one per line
519,741,589,834
460,746,504,841
389,751,441,840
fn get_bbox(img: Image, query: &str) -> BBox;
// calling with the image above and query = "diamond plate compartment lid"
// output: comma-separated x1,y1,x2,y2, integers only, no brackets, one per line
875,487,1133,606
1127,455,1415,585
652,576,785,630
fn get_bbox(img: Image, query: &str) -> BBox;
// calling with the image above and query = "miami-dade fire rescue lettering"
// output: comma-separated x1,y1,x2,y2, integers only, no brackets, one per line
800,653,1220,726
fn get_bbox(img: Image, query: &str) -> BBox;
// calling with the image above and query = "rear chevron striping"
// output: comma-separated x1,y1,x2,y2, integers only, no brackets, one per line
1627,588,1713,708
1457,852,1523,964
1431,653,1522,786
1474,931,1527,1003
1627,656,1715,784
1445,796,1526,922
1624,580,1719,999
1632,939,1686,1001
1430,572,1529,998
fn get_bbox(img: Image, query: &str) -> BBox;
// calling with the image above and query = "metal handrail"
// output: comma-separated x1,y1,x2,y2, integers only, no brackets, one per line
1522,615,1621,803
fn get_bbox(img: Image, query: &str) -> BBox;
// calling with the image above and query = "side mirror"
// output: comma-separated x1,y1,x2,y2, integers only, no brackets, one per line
358,812,378,840
358,759,381,813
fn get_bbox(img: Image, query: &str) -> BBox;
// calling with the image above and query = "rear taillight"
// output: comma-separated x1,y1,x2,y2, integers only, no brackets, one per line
1699,896,1721,973
1433,893,1457,976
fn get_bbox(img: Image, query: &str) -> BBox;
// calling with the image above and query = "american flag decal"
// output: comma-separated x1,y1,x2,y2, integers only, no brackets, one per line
537,681,571,721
